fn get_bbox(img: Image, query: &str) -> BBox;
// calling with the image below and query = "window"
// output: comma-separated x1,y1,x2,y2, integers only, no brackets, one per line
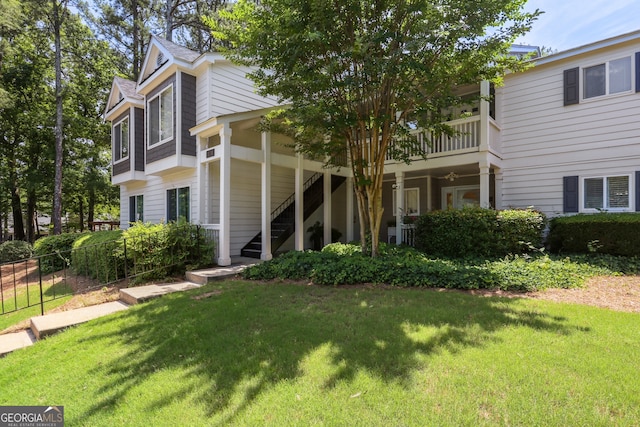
583,175,630,211
113,117,129,162
584,56,632,99
148,85,173,146
442,186,480,210
392,188,420,216
167,187,190,222
129,195,143,222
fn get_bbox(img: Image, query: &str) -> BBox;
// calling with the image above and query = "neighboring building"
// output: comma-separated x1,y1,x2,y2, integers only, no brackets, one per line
105,31,640,265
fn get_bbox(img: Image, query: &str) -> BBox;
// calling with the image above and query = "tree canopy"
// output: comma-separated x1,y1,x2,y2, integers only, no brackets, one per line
213,0,540,256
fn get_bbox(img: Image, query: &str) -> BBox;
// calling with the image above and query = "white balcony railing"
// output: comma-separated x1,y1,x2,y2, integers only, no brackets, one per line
386,116,484,161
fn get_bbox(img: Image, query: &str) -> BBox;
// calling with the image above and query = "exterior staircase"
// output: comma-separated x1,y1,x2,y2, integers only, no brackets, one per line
241,173,346,258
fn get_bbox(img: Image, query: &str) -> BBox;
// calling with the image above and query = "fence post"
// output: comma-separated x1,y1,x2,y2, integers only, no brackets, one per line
38,257,44,316
123,237,128,281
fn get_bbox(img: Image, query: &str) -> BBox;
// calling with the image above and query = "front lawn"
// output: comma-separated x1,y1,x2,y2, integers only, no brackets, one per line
1,280,638,425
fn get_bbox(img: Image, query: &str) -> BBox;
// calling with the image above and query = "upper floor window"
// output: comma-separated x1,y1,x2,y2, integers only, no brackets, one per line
113,117,129,162
583,175,630,211
584,56,632,99
148,85,173,146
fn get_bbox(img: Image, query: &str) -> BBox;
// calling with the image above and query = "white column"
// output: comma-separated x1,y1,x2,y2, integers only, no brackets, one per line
346,177,354,242
395,171,404,245
261,131,272,261
479,80,490,152
218,124,232,266
426,175,432,212
479,160,491,209
494,169,503,210
196,135,204,224
294,153,304,251
323,171,332,247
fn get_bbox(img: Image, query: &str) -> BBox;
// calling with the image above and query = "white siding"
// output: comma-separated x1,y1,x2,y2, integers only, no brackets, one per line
500,41,640,217
195,66,211,124
120,169,199,228
210,64,280,117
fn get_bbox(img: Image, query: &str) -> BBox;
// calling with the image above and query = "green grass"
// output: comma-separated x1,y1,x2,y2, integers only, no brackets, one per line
1,281,638,426
0,282,72,330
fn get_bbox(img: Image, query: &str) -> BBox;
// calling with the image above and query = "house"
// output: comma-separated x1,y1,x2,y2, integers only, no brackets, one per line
104,31,640,265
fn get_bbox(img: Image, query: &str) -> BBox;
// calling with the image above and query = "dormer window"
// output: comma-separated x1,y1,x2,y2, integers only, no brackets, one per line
148,85,173,146
113,116,129,162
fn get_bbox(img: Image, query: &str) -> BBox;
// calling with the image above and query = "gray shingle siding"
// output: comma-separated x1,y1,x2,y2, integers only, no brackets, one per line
181,73,197,156
134,107,145,171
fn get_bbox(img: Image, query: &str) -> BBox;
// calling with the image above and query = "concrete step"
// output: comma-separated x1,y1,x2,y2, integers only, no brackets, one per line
30,301,130,340
0,330,36,357
186,259,260,284
119,282,201,305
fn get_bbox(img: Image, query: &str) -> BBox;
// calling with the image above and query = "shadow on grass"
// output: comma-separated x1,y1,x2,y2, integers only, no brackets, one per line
76,281,589,423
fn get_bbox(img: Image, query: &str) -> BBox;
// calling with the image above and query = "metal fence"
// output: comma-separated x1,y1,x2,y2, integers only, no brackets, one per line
0,225,217,317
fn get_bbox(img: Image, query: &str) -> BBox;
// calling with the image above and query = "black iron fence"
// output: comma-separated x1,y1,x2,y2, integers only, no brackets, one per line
0,225,217,317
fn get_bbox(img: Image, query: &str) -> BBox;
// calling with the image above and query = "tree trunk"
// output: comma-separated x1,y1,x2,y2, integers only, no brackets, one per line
132,0,139,80
165,0,173,41
51,0,64,235
87,187,95,227
25,188,36,243
78,194,84,232
8,154,25,241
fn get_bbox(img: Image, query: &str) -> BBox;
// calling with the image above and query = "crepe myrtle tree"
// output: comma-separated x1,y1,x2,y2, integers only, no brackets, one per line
211,0,540,257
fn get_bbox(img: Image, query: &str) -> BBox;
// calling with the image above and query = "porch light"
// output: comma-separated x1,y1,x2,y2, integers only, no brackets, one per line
444,172,458,182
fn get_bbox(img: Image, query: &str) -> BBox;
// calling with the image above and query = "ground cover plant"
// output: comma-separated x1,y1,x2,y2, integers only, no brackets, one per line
0,281,638,425
243,243,638,291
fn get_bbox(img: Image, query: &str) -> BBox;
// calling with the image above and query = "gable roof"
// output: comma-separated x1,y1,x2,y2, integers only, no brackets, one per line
138,35,202,87
104,76,144,119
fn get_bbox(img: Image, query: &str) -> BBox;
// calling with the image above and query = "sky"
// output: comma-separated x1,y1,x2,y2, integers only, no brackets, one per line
515,0,640,53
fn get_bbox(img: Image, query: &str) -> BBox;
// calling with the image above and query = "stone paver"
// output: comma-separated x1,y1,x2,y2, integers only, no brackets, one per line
119,282,201,305
0,330,36,357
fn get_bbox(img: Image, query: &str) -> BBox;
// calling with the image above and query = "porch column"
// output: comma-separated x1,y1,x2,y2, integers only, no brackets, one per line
346,177,354,242
294,153,304,251
261,131,272,261
479,80,490,152
218,124,232,266
494,169,503,210
395,171,404,244
479,160,490,208
196,135,206,224
426,175,432,211
323,171,332,247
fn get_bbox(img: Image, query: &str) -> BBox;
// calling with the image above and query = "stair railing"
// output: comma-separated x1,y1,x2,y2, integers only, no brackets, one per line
270,172,323,222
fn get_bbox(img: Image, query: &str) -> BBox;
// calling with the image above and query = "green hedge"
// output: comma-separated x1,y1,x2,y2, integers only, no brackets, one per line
242,243,613,291
413,208,546,258
0,240,33,263
33,232,88,273
122,221,215,282
547,213,640,256
72,230,124,283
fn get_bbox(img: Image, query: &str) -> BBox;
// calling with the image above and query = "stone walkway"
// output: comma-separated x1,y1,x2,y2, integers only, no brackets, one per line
0,257,259,357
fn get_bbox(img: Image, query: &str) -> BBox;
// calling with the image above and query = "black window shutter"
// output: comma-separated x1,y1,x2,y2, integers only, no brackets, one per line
129,196,136,223
563,176,579,213
636,52,640,93
636,171,640,211
564,67,579,105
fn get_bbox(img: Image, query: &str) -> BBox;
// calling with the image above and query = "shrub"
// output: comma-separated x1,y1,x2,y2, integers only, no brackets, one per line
33,232,87,273
0,240,34,263
122,221,215,282
71,230,124,283
414,207,546,258
547,213,640,256
243,243,603,291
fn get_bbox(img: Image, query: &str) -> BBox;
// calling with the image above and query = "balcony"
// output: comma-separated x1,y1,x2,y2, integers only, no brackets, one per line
386,115,501,162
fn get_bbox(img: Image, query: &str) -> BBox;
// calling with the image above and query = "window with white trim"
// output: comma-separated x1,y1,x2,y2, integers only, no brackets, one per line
129,195,143,222
392,188,420,216
148,85,173,146
584,56,632,99
583,175,630,211
113,117,129,162
167,187,190,222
